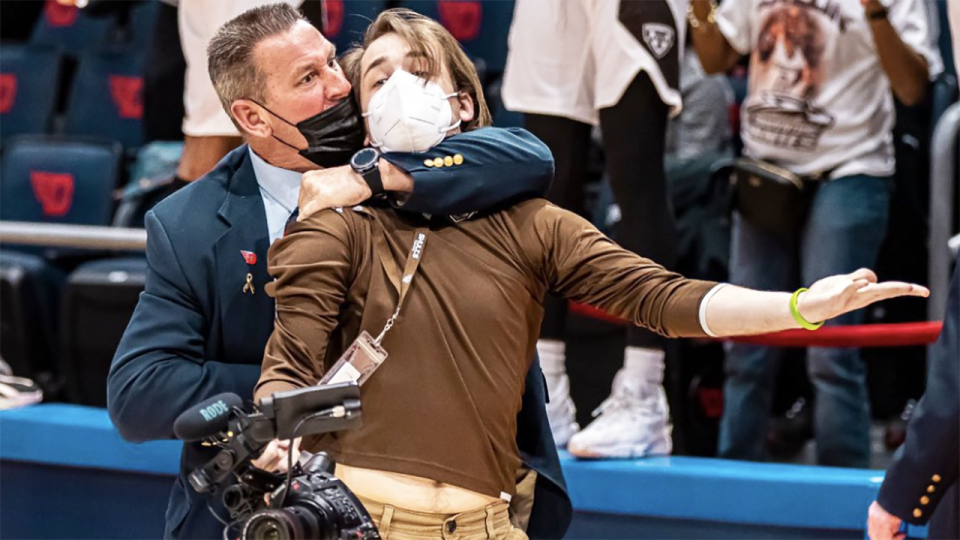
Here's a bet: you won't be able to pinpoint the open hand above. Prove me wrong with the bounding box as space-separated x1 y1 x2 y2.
798 268 929 324
867 501 905 540
298 167 372 221
250 438 302 473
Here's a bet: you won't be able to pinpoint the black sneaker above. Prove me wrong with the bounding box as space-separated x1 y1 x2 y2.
0 374 43 409
767 397 814 457
884 400 917 450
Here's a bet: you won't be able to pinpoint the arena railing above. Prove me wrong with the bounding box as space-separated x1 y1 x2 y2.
0 222 146 251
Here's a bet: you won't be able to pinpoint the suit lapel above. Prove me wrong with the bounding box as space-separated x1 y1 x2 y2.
214 151 276 365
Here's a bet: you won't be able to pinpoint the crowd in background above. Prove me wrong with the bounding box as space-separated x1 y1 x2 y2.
0 0 958 472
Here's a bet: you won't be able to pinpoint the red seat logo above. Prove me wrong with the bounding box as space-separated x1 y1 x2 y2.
0 74 16 114
438 1 482 41
30 171 75 217
698 387 724 419
321 0 344 37
44 0 78 28
109 76 143 119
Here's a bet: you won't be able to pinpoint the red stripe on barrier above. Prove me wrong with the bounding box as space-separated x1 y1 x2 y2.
568 301 944 348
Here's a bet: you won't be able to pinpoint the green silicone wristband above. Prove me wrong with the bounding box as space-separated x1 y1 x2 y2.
790 288 824 331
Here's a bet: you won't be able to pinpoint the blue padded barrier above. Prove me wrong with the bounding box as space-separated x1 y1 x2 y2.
0 405 931 539
0 404 180 475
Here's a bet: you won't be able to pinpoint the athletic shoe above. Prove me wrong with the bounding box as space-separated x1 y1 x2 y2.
0 356 12 376
0 374 43 410
544 368 580 448
567 369 672 458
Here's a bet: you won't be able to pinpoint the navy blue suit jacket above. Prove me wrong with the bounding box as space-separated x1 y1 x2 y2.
877 257 959 540
108 128 572 540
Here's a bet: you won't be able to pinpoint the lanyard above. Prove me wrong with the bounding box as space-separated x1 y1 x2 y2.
372 226 428 344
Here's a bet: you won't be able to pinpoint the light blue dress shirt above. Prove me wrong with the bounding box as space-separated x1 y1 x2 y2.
249 148 301 245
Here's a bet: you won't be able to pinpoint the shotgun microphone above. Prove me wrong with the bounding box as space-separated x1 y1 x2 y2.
173 392 244 441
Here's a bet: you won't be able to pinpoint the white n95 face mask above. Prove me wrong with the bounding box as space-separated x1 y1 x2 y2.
362 70 461 153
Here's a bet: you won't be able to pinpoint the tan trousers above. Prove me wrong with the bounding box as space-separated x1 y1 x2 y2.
356 494 529 540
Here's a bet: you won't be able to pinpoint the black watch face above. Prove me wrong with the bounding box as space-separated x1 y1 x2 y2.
352 148 378 170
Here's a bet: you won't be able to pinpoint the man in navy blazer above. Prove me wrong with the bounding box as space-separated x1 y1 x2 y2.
107 5 570 539
868 256 959 540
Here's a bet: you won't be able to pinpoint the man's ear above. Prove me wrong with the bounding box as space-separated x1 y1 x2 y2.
457 91 475 125
231 99 272 138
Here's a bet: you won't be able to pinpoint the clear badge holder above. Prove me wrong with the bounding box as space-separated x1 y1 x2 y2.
318 330 388 386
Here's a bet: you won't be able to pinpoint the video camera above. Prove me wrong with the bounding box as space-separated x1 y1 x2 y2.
173 383 380 540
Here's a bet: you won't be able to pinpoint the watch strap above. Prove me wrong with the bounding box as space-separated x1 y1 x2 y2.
363 165 385 196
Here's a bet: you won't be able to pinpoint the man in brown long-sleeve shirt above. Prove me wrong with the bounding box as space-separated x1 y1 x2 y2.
256 9 928 539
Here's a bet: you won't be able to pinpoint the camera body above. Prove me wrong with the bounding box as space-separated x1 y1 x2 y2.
174 383 380 540
241 453 379 540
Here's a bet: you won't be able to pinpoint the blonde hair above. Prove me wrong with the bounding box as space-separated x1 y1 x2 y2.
347 8 491 131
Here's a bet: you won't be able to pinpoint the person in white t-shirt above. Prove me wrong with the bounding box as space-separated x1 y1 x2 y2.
689 0 942 467
502 0 690 459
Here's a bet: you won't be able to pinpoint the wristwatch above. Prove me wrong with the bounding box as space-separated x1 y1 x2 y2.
350 147 384 196
866 7 888 20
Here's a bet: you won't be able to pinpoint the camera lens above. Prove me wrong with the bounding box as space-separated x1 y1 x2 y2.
242 510 294 540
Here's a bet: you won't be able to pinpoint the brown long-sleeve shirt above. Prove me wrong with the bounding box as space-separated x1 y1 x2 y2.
256 199 716 498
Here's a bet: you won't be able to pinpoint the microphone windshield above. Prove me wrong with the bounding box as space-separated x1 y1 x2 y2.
173 393 243 441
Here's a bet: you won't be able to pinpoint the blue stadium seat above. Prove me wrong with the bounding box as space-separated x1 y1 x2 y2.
0 136 122 228
127 1 160 52
0 45 62 144
322 0 388 52
398 0 515 75
29 0 117 56
1 135 122 391
64 50 145 150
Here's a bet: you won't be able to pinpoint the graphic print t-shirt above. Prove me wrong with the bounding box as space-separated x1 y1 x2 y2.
716 0 940 178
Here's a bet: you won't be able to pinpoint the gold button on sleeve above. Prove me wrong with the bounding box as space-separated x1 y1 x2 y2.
913 508 922 518
921 496 930 505
933 474 942 482
928 485 936 493
453 154 464 165
433 157 444 168
443 156 453 167
423 159 434 167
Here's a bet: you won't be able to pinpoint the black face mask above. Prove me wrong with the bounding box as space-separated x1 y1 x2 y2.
255 97 366 168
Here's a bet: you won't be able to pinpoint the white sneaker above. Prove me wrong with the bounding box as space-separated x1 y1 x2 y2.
544 369 580 448
567 369 672 458
0 374 43 410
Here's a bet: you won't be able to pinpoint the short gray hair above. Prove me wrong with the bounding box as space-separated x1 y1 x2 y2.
207 3 306 117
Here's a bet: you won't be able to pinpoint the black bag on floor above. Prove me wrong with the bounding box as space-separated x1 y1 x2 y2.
60 257 146 406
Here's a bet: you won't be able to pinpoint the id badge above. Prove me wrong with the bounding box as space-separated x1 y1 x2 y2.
319 331 388 386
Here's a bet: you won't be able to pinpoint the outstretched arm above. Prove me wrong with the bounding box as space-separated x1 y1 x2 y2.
535 203 928 338
702 270 928 337
297 127 553 219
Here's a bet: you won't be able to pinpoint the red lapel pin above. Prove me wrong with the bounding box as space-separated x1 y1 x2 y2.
240 251 257 265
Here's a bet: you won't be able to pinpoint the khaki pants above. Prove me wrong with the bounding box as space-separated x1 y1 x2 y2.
356 494 529 540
